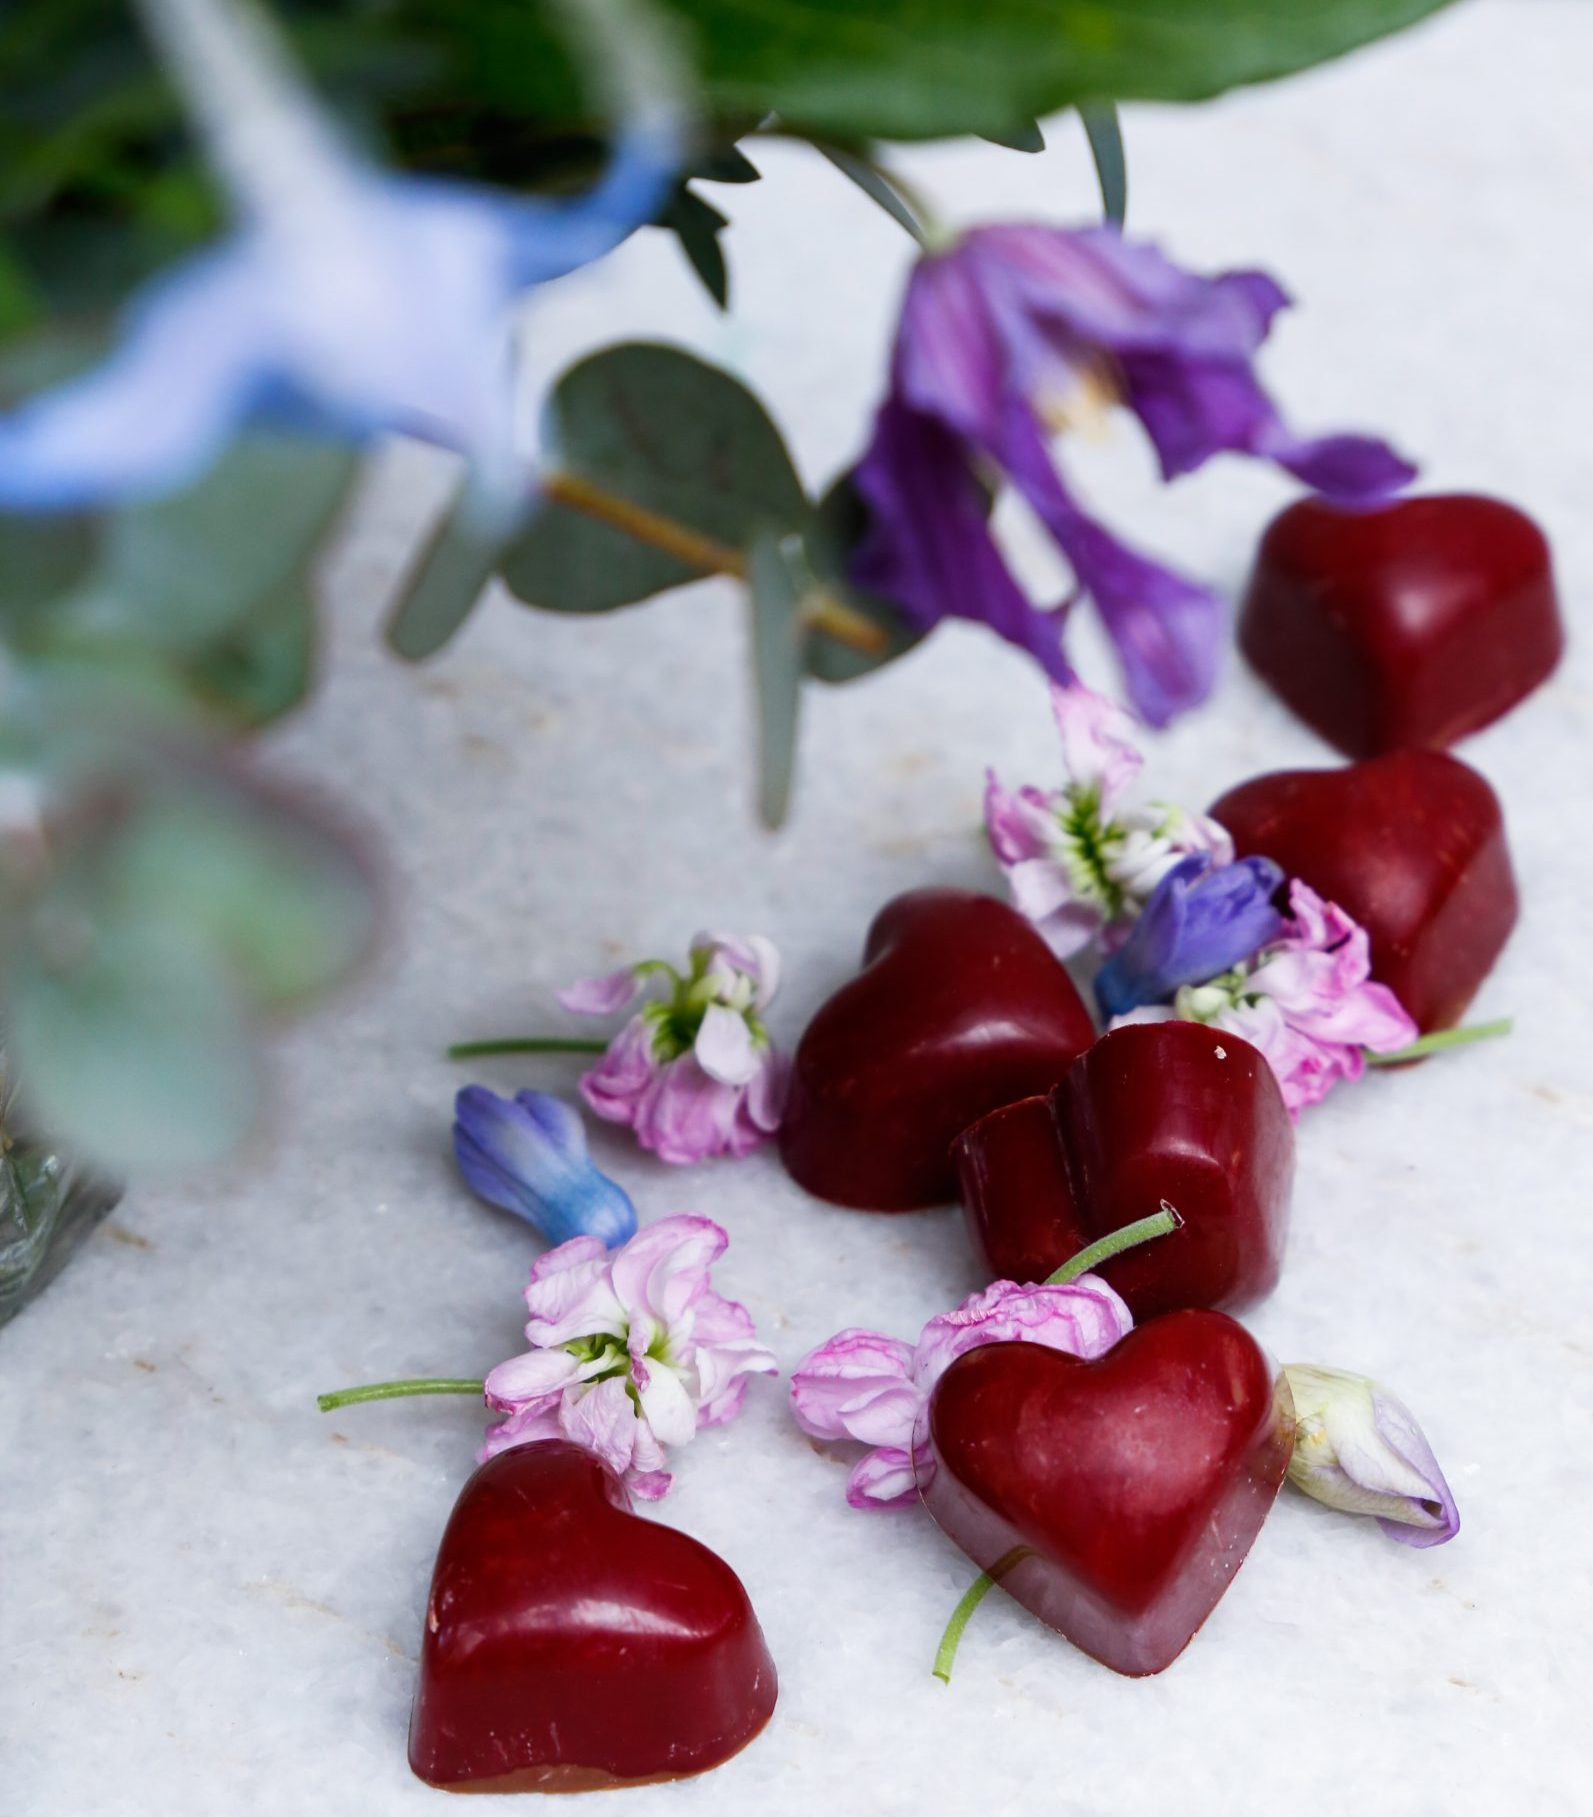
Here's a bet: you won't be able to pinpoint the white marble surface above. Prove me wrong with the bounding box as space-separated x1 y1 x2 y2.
4 4 1592 1811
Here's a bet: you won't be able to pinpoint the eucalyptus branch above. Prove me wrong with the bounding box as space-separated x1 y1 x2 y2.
540 470 886 654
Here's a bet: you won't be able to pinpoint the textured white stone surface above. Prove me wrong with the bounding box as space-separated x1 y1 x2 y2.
3 4 1591 1812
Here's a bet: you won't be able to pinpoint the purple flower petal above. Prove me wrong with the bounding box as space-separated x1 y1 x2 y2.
558 967 642 1016
1095 854 1285 1019
452 1085 638 1247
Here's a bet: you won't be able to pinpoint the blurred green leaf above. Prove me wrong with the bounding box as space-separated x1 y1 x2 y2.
108 777 375 1008
661 186 731 308
6 754 376 1173
500 342 806 614
2 434 352 729
10 915 260 1176
816 145 927 245
452 0 1459 142
982 120 1046 153
747 532 804 829
386 499 506 661
1081 103 1128 225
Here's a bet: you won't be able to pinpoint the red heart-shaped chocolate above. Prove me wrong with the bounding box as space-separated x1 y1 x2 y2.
921 1313 1294 1677
1239 493 1563 757
409 1442 777 1792
779 888 1097 1210
1210 749 1517 1032
954 1021 1293 1317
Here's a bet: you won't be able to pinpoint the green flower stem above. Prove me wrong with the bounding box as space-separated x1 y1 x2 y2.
933 1547 1031 1685
1364 1018 1513 1066
317 1378 484 1413
446 1036 610 1060
1044 1203 1183 1286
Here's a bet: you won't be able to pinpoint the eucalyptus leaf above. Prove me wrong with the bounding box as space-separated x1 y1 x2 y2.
1081 103 1128 226
386 500 507 661
3 434 352 730
747 532 804 830
106 777 375 1008
9 915 260 1176
500 343 806 615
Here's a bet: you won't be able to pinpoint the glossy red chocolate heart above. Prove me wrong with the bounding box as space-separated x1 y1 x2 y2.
1210 749 1517 1031
921 1312 1294 1677
1239 493 1562 757
779 888 1097 1210
954 1021 1292 1316
409 1442 777 1793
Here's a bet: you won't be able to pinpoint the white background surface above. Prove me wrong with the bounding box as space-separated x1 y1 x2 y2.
3 4 1591 1812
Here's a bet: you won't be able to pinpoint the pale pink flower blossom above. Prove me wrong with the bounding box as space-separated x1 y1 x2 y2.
984 681 1231 957
1114 879 1417 1116
789 1276 1133 1509
560 932 788 1163
482 1215 776 1499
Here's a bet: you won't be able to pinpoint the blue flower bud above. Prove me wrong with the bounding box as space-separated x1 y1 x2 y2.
452 1088 636 1247
1094 853 1284 1020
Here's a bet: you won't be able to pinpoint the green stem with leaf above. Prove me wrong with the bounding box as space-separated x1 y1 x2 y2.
540 471 885 654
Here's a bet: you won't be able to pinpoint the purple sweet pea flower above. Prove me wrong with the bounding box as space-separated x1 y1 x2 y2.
1115 878 1418 1115
789 1276 1133 1510
0 0 681 515
482 1215 777 1499
1283 1364 1459 1547
984 680 1233 957
560 932 789 1164
1094 852 1285 1020
853 224 1415 724
452 1086 637 1247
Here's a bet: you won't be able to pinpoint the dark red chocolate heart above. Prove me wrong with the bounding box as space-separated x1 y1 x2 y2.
954 1021 1292 1317
409 1442 777 1793
779 888 1097 1210
1210 749 1517 1031
921 1312 1293 1677
1239 493 1562 757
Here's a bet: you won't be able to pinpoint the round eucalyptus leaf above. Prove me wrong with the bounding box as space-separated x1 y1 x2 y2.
9 916 260 1176
501 342 806 615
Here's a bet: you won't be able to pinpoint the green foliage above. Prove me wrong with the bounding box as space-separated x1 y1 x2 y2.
500 342 806 614
1 432 353 730
6 757 375 1174
1081 104 1128 225
746 532 805 829
1 0 1455 350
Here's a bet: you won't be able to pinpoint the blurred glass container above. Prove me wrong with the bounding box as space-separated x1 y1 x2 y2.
2 1111 120 1333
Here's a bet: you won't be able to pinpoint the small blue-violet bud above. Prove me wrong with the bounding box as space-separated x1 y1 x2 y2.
1095 853 1285 1020
453 1087 637 1247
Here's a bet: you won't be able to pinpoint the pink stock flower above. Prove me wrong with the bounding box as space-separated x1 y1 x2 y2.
560 932 789 1164
482 1215 776 1498
984 682 1231 958
789 1276 1133 1509
1114 879 1418 1116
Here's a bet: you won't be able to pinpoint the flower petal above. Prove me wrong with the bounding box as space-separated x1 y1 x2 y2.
694 1003 760 1086
558 967 643 1016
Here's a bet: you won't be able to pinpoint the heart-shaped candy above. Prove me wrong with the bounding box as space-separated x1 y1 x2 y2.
1210 749 1517 1031
1240 493 1563 756
921 1312 1294 1677
954 1021 1292 1317
779 888 1097 1210
409 1442 777 1792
